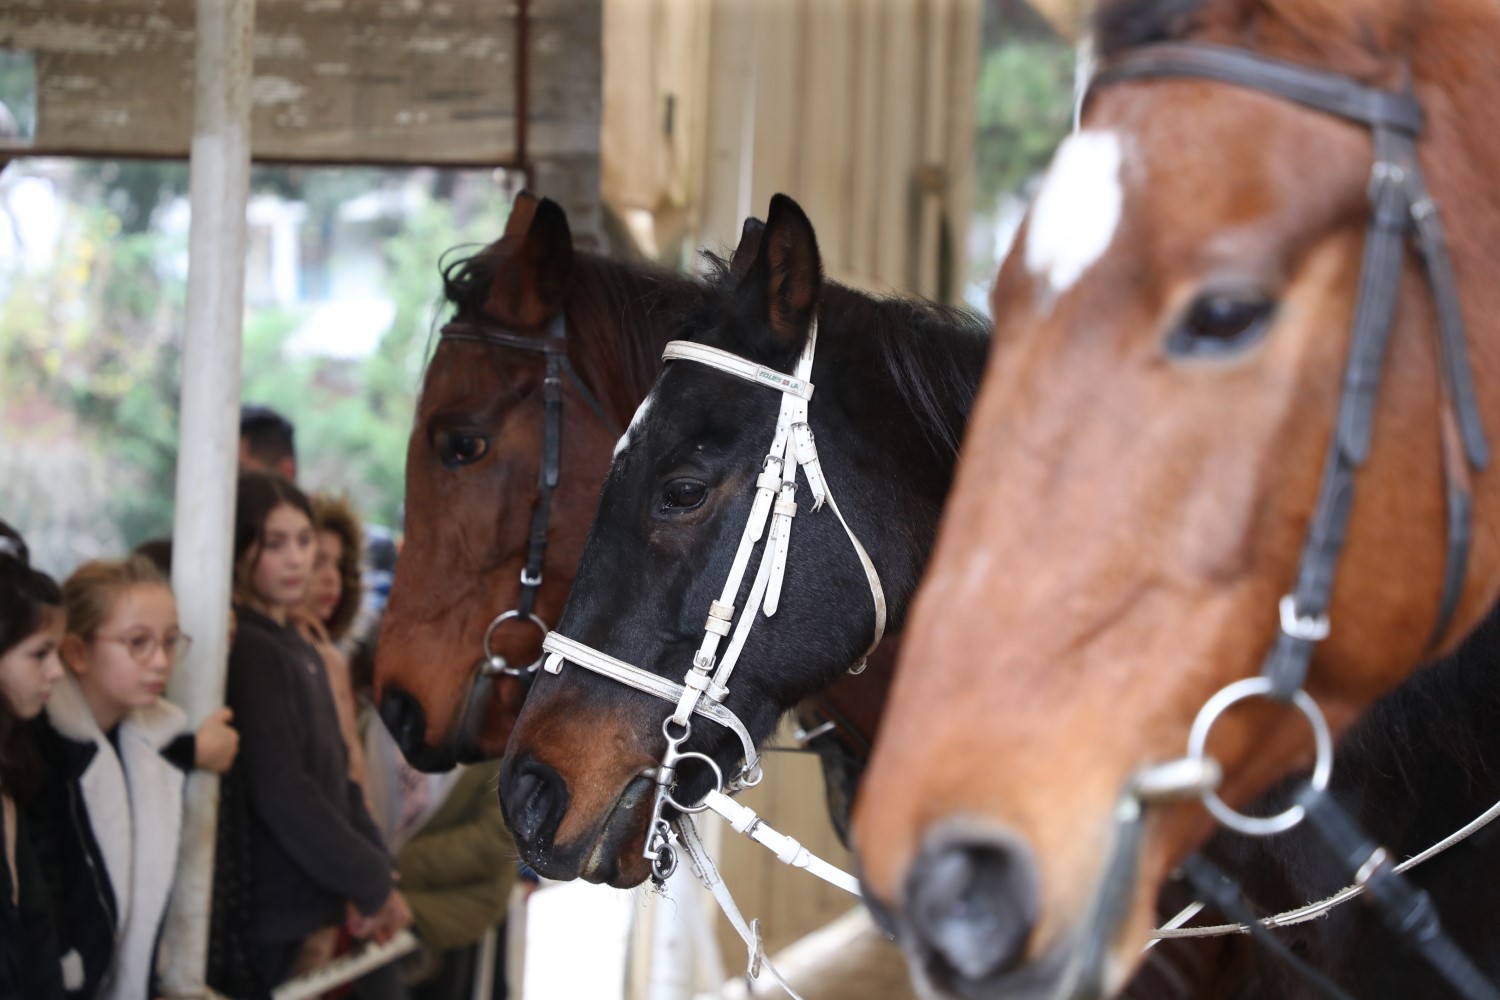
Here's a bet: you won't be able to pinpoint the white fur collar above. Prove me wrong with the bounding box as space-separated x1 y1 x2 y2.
46 674 187 1000
45 672 186 749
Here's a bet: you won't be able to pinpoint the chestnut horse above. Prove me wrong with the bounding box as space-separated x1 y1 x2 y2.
375 193 707 769
854 1 1500 997
498 194 989 887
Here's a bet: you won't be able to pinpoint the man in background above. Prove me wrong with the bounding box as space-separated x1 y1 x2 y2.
240 404 297 481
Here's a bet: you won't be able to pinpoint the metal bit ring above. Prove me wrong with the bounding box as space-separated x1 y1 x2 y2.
481 610 550 677
1187 676 1333 837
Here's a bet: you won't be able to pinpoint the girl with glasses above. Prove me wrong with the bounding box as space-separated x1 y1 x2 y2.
28 555 239 1000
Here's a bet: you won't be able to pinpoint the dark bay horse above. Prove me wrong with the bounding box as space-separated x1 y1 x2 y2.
375 193 707 769
853 0 1500 996
1189 607 1500 1000
497 194 990 887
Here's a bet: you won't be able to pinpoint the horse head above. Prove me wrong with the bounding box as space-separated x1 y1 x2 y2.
499 194 988 885
853 1 1500 996
376 192 693 770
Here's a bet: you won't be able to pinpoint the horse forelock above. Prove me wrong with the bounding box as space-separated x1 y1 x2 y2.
434 237 702 429
682 266 991 466
565 252 701 426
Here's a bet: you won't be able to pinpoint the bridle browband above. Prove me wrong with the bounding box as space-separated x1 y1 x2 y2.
438 312 621 679
1061 42 1499 1000
537 319 885 997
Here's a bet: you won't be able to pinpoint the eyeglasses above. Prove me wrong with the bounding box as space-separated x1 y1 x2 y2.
95 630 194 665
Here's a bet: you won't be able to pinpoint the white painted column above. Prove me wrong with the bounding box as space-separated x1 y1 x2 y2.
159 0 255 994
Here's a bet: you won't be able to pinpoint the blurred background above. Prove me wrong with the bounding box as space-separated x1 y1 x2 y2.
0 0 1074 587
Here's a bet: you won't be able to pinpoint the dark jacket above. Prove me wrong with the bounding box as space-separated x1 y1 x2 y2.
0 800 64 1000
393 763 514 953
227 606 392 945
27 674 192 1000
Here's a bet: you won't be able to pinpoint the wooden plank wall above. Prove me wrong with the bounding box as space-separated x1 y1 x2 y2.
603 0 982 303
0 0 603 239
602 0 981 968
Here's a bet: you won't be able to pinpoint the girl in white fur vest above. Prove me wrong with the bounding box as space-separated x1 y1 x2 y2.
28 556 239 1000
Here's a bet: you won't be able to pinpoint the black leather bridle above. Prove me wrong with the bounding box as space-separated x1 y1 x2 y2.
1062 42 1498 1000
438 312 621 678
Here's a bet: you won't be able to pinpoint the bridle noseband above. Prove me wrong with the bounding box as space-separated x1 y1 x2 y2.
1060 42 1498 1000
438 312 620 679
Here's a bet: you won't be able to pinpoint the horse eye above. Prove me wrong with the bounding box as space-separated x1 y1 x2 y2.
662 478 708 511
1167 292 1275 358
436 431 490 468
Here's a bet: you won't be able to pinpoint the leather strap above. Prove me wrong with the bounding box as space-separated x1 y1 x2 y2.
1094 42 1489 696
1091 43 1422 131
540 633 760 771
1296 787 1500 1000
662 341 815 399
439 312 623 674
700 790 861 894
1179 854 1358 1000
675 817 808 1000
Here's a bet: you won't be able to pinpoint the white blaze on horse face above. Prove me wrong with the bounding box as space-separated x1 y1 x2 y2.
613 393 654 459
1024 130 1124 301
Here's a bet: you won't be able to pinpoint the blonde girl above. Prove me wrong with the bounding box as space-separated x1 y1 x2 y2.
29 555 237 1000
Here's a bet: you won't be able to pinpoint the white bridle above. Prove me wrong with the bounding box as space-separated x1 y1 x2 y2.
538 321 885 996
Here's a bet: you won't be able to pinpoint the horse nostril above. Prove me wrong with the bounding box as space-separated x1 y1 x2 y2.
379 686 427 756
906 835 1039 986
502 758 570 850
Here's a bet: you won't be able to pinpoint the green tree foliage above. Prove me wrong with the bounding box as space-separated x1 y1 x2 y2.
973 38 1075 212
0 202 184 547
0 160 507 565
240 182 508 530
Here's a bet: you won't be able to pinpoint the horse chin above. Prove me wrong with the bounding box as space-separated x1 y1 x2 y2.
577 772 657 887
903 939 1073 1000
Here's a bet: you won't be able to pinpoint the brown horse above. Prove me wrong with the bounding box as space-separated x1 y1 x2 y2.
375 193 704 769
853 1 1500 997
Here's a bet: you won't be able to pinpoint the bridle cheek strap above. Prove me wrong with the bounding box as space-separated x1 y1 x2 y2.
440 313 622 679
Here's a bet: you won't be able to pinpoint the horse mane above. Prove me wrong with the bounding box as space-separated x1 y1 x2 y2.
1093 0 1411 80
697 254 991 459
1339 601 1500 799
441 243 699 426
834 286 990 459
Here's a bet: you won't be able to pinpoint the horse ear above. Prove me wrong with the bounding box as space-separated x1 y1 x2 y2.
738 194 822 353
486 197 575 328
505 190 540 239
728 217 765 278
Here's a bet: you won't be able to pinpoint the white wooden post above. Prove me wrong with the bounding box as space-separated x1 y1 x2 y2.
159 0 255 994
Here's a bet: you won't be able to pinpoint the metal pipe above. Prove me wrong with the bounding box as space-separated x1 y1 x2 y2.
158 0 255 993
